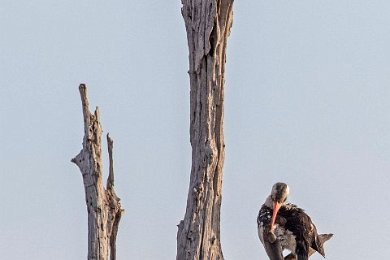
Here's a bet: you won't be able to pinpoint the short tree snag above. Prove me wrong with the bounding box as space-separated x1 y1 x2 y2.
71 84 123 260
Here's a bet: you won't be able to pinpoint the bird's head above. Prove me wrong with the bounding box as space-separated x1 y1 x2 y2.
267 182 289 231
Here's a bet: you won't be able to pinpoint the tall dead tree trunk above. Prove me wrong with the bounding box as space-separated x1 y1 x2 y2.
176 1 233 260
71 84 123 260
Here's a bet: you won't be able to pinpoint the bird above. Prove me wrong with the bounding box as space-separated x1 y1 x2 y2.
257 182 333 260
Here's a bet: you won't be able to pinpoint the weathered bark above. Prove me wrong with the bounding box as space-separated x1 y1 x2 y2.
71 84 123 260
176 1 233 260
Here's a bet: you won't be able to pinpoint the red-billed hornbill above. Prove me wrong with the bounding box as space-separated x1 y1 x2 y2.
257 182 333 260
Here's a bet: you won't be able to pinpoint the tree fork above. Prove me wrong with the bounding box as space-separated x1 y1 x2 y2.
177 1 233 260
71 84 123 260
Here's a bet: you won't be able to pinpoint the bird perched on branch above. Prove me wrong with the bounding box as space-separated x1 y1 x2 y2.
257 182 333 260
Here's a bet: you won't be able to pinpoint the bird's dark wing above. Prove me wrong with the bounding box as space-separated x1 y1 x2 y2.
280 204 333 258
278 205 312 259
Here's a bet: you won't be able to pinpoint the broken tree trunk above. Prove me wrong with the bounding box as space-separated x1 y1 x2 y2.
71 84 123 260
176 1 233 260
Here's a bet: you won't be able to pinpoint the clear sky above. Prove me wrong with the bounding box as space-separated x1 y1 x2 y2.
1 1 390 259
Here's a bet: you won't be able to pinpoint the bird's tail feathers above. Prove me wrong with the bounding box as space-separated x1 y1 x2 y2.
314 233 334 257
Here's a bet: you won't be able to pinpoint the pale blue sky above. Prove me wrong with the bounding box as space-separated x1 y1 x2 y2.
1 1 390 259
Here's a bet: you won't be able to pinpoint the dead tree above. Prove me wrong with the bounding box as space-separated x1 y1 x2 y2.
176 1 233 260
71 84 123 260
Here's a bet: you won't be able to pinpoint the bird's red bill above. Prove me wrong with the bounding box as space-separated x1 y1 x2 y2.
270 202 281 231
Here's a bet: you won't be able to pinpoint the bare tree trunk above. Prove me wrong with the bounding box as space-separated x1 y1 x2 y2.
176 1 233 260
71 84 123 260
